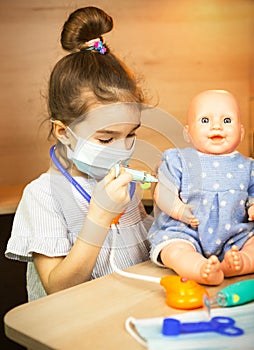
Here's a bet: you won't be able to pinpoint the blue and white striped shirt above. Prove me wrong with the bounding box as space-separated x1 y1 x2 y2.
5 173 152 301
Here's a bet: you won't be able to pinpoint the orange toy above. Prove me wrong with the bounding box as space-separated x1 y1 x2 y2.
111 211 125 226
160 275 209 310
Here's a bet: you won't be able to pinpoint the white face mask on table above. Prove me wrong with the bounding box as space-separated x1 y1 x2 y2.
125 303 253 350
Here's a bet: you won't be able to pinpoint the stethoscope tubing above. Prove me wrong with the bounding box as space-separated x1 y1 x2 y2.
50 145 136 203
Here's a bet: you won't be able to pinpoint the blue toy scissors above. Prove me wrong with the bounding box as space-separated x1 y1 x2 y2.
162 316 244 337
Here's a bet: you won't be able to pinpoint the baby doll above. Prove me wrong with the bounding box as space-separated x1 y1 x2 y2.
149 89 254 285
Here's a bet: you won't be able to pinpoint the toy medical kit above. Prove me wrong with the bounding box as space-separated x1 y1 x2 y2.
160 276 208 309
110 245 208 310
162 316 244 337
114 163 158 183
204 279 254 314
125 303 253 349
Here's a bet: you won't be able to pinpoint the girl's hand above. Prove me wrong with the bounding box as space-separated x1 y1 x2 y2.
179 204 200 227
248 204 254 221
88 166 133 226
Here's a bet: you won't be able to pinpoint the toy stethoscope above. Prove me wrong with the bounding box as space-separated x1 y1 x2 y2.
49 144 136 205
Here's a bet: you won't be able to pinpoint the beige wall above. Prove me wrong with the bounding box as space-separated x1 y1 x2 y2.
0 0 253 186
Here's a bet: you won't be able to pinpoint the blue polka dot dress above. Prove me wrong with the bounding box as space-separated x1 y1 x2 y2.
149 148 254 264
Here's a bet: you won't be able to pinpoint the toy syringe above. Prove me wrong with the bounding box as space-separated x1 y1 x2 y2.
204 279 254 314
114 163 158 183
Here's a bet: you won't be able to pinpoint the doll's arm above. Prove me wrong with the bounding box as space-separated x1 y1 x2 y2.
154 182 199 227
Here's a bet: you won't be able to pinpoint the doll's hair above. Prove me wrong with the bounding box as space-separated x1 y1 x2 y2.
48 6 146 127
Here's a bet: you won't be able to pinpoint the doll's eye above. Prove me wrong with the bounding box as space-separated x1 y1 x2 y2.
224 117 232 124
201 117 209 123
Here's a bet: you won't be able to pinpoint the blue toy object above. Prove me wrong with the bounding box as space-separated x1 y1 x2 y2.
162 316 244 337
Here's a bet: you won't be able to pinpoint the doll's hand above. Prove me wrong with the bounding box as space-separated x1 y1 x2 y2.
248 204 254 221
88 166 133 226
179 204 200 227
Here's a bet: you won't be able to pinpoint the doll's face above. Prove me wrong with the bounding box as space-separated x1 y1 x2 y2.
185 90 244 155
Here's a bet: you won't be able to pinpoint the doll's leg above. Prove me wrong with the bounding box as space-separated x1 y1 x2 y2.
221 236 254 277
160 241 224 285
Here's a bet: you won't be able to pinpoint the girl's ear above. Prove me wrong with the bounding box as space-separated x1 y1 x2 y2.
183 125 191 143
52 120 71 145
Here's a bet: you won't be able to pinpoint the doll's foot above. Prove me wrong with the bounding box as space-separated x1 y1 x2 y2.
221 245 252 277
199 255 224 285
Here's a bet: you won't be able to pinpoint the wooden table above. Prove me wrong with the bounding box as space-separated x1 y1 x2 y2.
0 184 153 215
4 261 254 350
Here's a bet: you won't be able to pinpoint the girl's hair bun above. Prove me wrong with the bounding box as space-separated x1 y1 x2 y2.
61 6 113 52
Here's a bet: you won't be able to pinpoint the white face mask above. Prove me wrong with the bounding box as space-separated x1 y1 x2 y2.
66 128 136 180
126 303 252 350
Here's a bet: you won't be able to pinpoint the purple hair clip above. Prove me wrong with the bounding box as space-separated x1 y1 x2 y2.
85 38 107 54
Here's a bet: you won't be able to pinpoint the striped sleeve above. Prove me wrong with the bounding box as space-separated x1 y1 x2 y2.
5 177 72 262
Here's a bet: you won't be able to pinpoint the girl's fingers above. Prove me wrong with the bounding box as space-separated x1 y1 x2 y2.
103 166 116 184
104 165 132 187
114 168 133 187
103 164 122 185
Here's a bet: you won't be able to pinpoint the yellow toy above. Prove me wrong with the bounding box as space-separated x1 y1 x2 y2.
160 275 209 309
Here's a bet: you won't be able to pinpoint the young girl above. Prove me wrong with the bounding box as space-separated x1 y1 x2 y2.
5 6 152 301
149 89 254 285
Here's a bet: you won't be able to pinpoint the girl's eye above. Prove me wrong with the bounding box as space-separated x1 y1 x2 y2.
98 132 136 145
127 133 136 138
201 117 209 123
98 138 113 144
224 117 232 124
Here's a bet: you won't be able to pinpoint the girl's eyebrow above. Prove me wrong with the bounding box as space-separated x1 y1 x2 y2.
95 123 141 135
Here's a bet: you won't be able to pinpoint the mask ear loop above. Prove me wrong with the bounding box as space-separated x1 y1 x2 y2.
125 317 147 347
